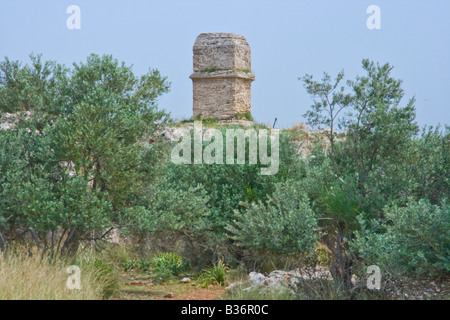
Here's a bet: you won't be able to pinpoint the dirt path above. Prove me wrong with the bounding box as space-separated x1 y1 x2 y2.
164 287 226 300
116 272 226 300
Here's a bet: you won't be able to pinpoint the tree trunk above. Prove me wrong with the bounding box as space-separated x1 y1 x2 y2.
0 231 5 251
61 228 81 257
325 228 354 294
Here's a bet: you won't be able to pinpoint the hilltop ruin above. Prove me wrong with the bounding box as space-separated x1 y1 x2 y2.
190 33 255 121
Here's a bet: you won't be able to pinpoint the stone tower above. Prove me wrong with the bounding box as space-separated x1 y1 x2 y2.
190 33 255 120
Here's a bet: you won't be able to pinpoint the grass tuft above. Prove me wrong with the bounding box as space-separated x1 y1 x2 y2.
0 249 119 300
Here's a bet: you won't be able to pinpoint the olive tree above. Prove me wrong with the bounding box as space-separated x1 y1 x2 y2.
0 54 171 256
301 60 419 288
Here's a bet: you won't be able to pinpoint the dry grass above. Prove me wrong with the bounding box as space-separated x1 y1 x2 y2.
0 249 111 300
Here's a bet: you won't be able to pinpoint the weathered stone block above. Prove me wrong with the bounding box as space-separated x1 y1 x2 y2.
193 33 251 72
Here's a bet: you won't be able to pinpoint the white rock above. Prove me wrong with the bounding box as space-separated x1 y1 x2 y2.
180 277 191 283
248 271 266 285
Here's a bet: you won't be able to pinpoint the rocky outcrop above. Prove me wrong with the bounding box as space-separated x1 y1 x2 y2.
242 267 333 293
0 111 33 130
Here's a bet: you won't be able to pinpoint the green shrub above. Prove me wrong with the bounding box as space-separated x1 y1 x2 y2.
138 259 152 272
122 259 139 272
197 259 230 287
0 53 171 257
151 252 190 282
119 257 153 272
152 264 177 283
227 180 319 257
353 199 450 277
153 129 302 266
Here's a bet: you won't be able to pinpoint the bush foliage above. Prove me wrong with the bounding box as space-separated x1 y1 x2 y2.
0 54 448 298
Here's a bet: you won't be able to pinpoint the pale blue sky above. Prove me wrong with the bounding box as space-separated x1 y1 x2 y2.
0 0 449 128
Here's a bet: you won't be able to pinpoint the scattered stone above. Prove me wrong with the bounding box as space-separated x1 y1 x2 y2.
180 277 191 283
164 292 174 298
243 267 334 294
242 267 449 300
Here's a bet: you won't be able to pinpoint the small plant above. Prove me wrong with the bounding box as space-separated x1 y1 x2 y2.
314 243 333 267
236 68 252 73
121 258 153 272
192 115 219 127
235 111 253 121
202 67 223 73
122 259 139 272
151 252 190 282
197 259 230 287
152 264 176 284
138 259 152 272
